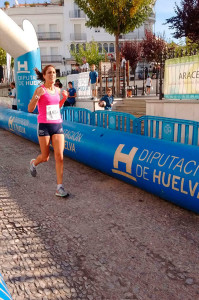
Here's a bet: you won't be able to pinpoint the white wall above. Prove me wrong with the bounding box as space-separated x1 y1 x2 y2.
146 100 199 122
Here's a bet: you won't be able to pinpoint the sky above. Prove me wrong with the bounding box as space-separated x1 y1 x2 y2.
154 0 183 43
1 0 182 43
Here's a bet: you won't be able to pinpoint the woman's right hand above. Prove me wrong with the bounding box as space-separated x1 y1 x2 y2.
36 87 45 98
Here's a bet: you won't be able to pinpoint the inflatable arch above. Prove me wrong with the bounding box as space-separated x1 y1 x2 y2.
0 9 41 112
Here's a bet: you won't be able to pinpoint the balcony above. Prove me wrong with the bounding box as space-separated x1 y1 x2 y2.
70 33 87 41
69 10 86 18
41 55 63 63
37 32 61 41
119 33 138 40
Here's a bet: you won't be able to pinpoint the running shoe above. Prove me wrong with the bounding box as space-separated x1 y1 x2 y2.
30 159 37 177
55 186 69 198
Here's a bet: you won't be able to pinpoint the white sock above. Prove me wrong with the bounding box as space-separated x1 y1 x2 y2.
57 184 63 190
32 162 36 168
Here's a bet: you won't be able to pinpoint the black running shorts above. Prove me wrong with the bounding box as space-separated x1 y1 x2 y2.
38 123 64 137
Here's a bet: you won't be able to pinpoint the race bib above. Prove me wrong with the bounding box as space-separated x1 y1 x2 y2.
46 105 60 121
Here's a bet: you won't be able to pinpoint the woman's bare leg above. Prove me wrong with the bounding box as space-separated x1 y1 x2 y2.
51 134 64 185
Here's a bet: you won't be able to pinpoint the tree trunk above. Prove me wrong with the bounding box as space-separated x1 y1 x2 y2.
115 33 120 97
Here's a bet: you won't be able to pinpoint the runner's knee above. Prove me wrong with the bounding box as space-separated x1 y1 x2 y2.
54 153 63 163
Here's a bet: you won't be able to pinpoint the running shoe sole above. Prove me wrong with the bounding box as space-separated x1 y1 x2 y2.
55 191 70 197
30 159 37 177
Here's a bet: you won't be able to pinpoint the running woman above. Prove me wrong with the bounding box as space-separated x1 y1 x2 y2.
28 65 69 197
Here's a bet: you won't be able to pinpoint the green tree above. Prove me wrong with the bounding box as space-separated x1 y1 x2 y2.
74 0 155 95
70 41 105 66
0 48 6 66
167 38 199 58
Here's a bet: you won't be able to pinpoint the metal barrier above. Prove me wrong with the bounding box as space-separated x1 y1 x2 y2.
134 116 199 146
61 108 199 146
91 110 137 133
61 107 137 133
61 107 92 125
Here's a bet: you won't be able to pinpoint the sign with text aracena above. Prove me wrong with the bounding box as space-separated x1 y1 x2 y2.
164 54 199 100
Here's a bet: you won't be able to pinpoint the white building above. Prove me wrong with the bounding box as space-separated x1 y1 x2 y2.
4 0 155 76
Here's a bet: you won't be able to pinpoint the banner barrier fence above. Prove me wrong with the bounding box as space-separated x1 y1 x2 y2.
1 106 199 214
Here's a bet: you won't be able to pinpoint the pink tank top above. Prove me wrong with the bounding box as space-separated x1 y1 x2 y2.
37 85 62 124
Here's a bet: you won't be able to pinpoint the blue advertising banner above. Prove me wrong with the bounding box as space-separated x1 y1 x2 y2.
1 106 199 214
0 273 13 300
14 48 41 112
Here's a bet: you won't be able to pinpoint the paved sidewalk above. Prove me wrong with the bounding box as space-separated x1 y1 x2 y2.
0 128 199 300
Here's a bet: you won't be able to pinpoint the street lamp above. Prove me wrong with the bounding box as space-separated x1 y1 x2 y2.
159 51 166 100
141 55 145 95
62 57 66 76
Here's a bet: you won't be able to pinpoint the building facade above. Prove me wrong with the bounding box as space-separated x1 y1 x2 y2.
4 0 155 76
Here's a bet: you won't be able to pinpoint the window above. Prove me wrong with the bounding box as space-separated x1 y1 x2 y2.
103 43 108 53
50 47 58 55
74 24 81 40
109 43 114 53
98 43 102 53
70 44 75 52
40 47 47 55
76 44 79 53
49 24 57 32
38 24 45 32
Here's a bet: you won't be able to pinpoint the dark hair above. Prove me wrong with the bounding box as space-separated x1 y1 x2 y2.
107 87 112 92
55 79 63 88
68 81 73 86
34 65 56 81
11 82 15 87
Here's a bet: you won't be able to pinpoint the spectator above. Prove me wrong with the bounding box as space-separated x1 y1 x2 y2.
81 58 89 72
72 64 80 74
54 79 63 89
145 75 153 95
64 81 76 107
88 64 98 100
9 82 17 110
98 87 114 111
121 55 126 68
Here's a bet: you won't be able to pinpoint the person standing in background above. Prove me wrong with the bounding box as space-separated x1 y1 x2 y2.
88 64 98 100
145 75 153 95
9 82 17 110
81 58 89 72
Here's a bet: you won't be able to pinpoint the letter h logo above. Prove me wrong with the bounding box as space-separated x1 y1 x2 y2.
17 61 29 73
112 144 138 182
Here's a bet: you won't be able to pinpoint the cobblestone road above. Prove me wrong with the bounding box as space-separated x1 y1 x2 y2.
0 128 199 300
